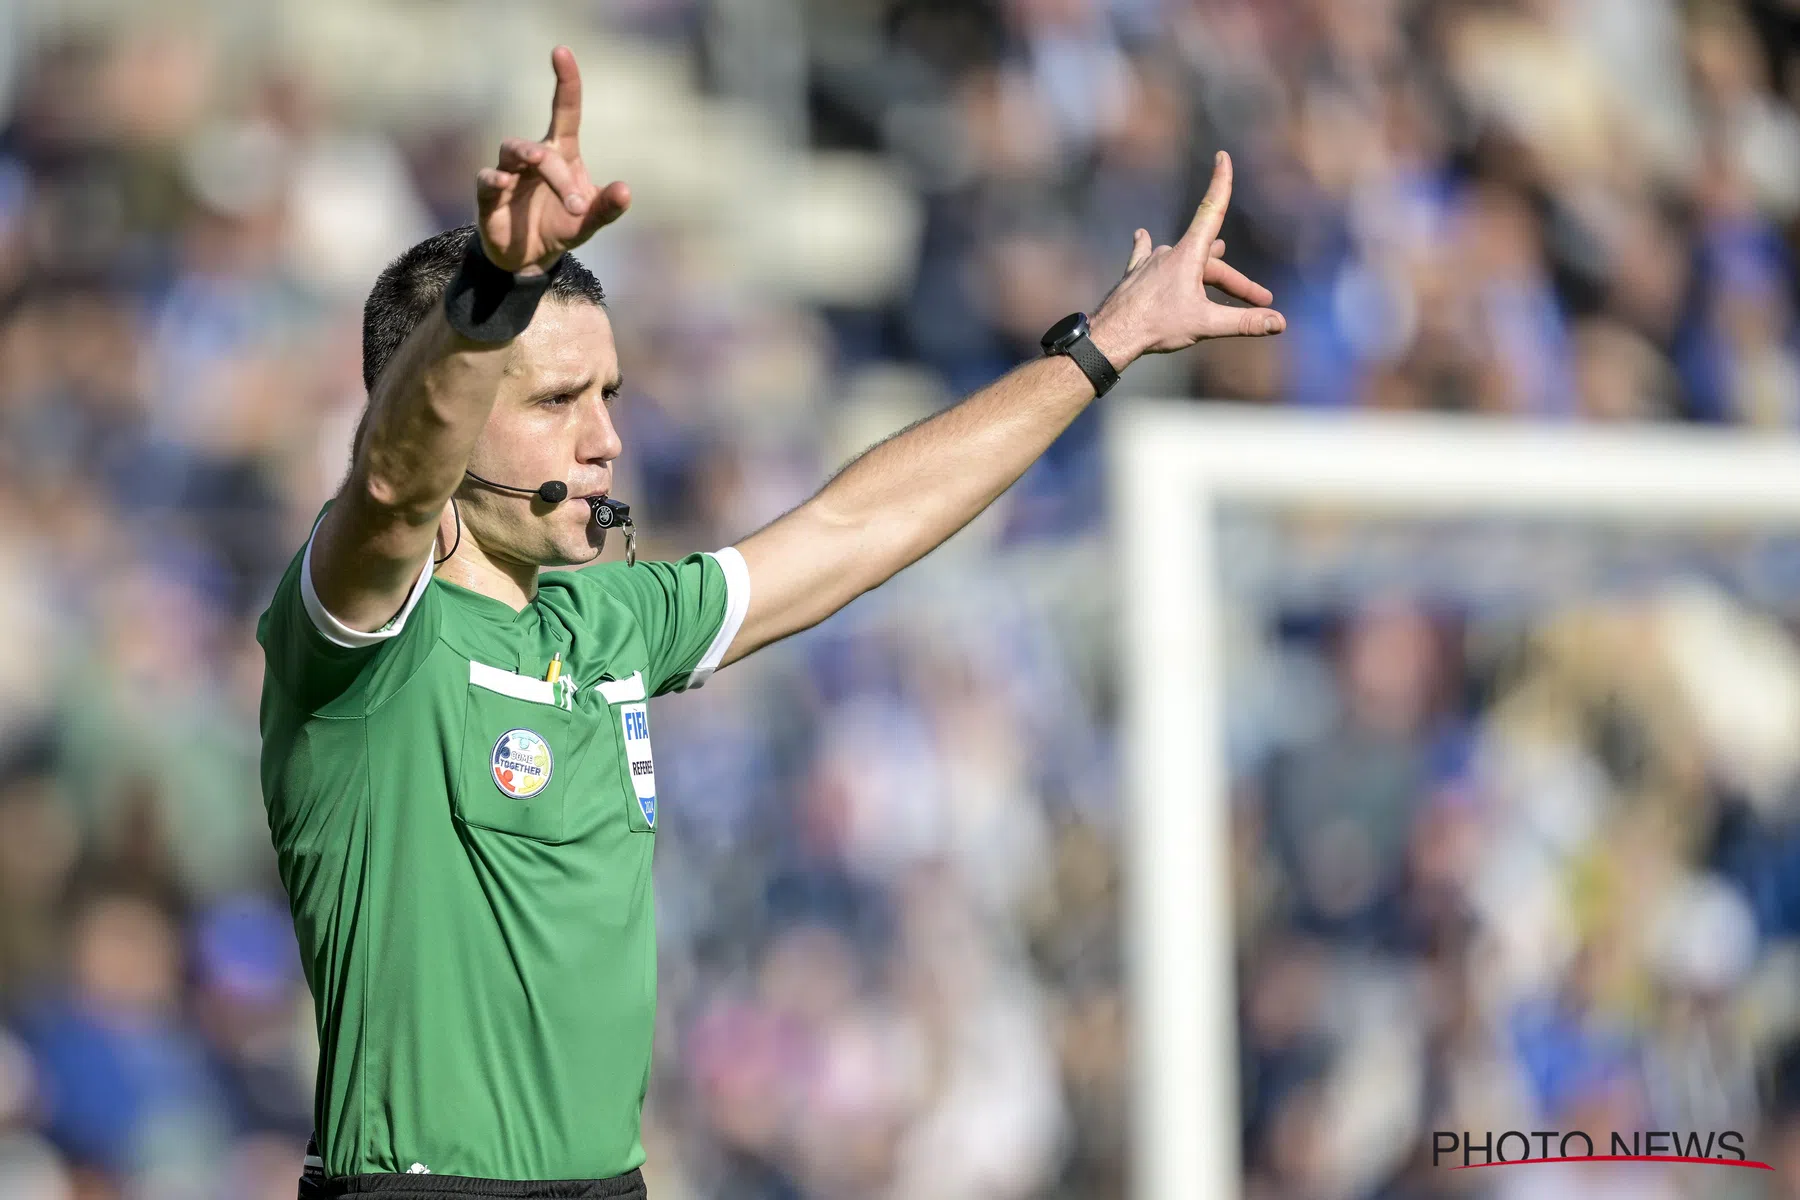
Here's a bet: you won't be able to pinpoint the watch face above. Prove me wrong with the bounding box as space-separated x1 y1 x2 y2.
1042 312 1088 355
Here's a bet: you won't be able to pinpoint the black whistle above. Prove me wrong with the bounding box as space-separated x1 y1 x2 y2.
588 496 630 528
588 496 637 566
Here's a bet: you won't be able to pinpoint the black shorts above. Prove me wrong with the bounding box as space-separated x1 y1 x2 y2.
299 1139 648 1200
299 1168 647 1199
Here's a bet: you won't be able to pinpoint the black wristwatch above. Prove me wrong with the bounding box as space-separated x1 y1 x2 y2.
1041 312 1121 398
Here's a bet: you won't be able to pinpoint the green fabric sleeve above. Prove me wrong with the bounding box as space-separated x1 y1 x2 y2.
585 550 740 697
255 507 441 716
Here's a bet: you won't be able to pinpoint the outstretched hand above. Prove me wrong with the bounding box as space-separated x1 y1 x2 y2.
1089 151 1284 364
476 46 632 275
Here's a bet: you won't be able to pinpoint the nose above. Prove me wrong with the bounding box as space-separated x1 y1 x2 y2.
576 392 623 474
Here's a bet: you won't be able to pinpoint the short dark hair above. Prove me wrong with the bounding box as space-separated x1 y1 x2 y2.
360 224 607 394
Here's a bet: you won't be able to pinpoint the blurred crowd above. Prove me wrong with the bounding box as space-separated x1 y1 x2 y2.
1220 516 1800 1200
5 0 1800 1197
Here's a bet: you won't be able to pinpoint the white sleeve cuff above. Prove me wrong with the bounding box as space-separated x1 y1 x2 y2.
300 522 434 649
685 546 751 690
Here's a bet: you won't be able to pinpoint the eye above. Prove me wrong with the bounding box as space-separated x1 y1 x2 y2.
542 391 577 407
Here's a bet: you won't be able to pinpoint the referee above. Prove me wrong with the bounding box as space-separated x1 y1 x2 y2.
260 46 1282 1200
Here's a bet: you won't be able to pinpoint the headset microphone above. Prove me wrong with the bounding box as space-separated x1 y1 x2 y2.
465 470 567 504
459 470 636 566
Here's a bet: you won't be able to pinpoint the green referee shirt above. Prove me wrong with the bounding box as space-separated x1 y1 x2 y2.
256 507 750 1180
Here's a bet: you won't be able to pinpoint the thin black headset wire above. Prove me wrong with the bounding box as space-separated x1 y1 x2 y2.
435 498 463 566
464 469 542 498
446 470 569 564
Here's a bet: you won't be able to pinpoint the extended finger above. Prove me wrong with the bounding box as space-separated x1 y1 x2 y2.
1126 228 1153 273
1233 307 1286 337
578 180 633 232
498 137 547 173
1184 150 1234 247
532 149 588 213
476 168 518 199
1204 257 1274 307
499 137 588 213
546 46 583 145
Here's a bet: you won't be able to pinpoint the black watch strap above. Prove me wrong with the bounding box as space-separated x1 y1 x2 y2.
443 235 567 343
1065 333 1120 398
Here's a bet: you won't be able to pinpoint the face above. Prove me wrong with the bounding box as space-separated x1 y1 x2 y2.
459 300 624 568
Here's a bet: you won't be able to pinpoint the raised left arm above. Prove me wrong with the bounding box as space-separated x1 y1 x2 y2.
721 151 1283 668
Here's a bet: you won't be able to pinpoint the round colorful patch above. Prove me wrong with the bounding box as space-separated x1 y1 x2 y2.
490 728 553 799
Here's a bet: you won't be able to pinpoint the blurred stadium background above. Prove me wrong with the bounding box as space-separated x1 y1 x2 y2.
8 0 1800 1198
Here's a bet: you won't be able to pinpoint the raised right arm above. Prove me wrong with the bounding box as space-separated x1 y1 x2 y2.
309 46 630 634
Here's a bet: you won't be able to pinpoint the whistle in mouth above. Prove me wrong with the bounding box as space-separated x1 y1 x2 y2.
588 496 637 566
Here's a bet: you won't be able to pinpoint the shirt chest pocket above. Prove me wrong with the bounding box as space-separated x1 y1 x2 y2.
455 661 591 842
597 671 657 833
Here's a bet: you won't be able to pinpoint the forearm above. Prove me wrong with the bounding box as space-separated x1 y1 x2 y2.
813 350 1106 583
357 311 508 524
726 347 1122 663
311 310 509 623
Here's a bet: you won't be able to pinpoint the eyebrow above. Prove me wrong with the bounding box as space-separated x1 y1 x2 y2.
530 374 623 402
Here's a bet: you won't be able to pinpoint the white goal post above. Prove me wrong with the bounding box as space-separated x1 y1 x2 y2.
1108 402 1800 1200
